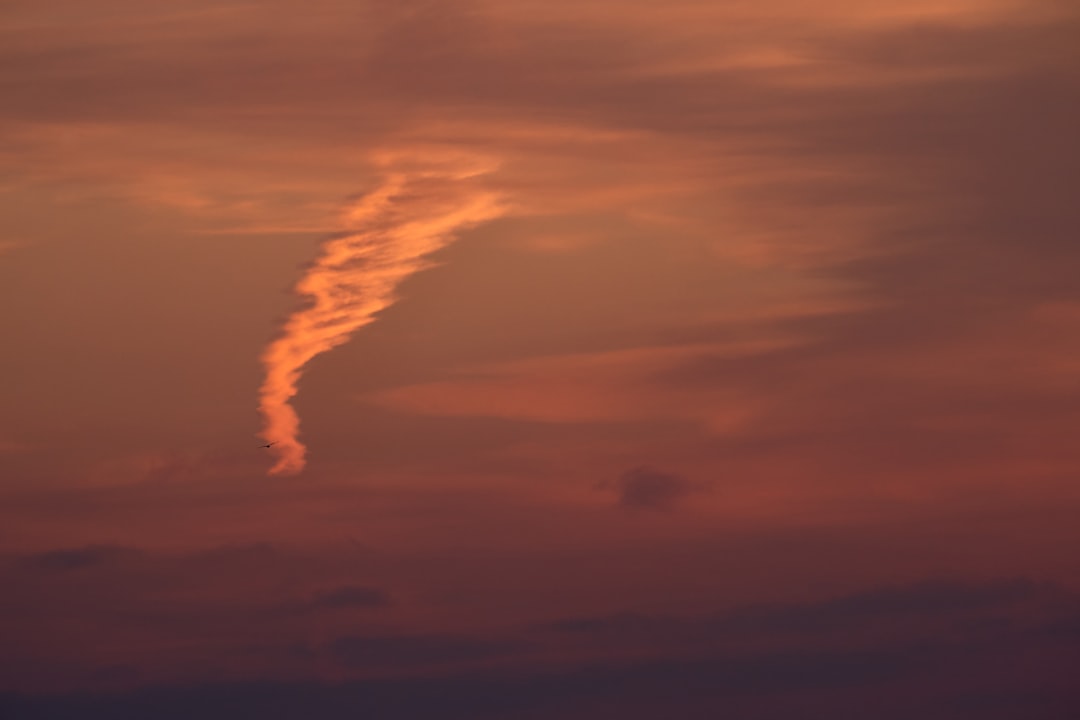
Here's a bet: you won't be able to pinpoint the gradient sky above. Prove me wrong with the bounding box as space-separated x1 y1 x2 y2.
2 1 1079 717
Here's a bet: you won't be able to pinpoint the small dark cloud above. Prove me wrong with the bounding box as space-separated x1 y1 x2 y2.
538 577 1069 646
605 466 698 510
725 578 1054 634
18 545 129 572
330 633 525 669
183 542 283 567
540 612 663 635
309 585 390 610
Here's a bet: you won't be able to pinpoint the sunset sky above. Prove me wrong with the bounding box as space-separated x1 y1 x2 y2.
2 0 1079 717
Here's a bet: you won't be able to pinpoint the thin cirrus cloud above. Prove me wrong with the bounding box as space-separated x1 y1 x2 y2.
258 150 505 474
367 340 797 431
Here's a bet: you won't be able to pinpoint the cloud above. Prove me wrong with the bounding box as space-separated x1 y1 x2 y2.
540 577 1068 640
5 578 1078 718
0 240 26 256
17 545 131 572
727 578 1055 632
0 541 395 689
603 466 699 510
329 633 525 670
3 1 1080 713
307 585 390 610
367 339 798 431
258 150 506 474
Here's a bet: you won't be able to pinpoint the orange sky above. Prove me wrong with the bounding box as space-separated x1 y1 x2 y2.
1 0 1079 715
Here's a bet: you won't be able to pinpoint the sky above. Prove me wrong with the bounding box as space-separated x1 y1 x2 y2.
1 0 1079 717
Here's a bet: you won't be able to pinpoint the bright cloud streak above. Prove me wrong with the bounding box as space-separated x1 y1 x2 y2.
258 151 505 474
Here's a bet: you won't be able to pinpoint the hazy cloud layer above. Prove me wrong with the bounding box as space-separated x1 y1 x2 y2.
2 0 1079 713
4 577 1077 718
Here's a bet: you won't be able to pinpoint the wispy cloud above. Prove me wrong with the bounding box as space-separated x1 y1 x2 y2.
259 150 506 474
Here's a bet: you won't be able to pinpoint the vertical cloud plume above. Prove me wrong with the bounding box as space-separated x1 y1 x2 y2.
258 151 505 475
